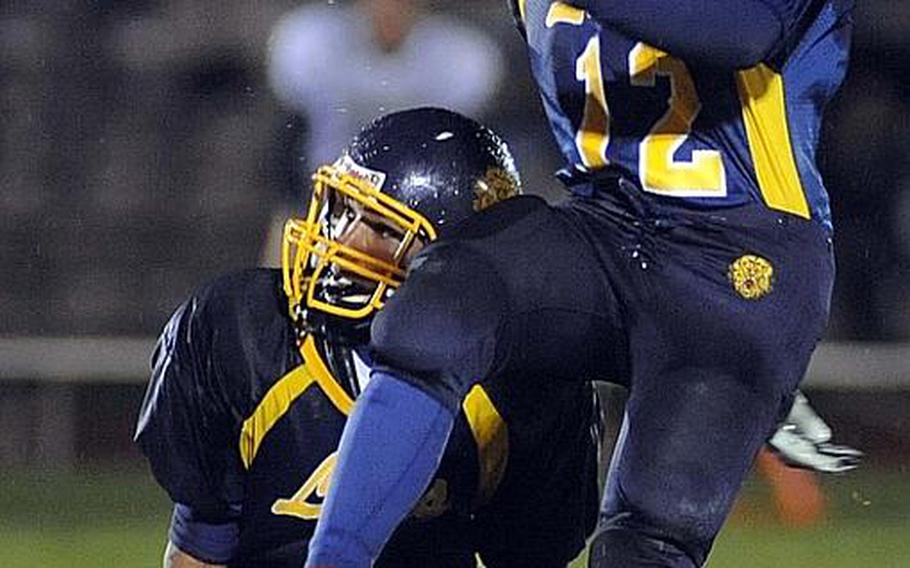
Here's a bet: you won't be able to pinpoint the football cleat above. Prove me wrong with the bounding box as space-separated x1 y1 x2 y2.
768 391 863 473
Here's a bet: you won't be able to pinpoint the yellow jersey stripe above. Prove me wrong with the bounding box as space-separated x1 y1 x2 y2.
239 363 317 470
546 2 585 28
238 336 354 470
737 64 811 219
301 335 355 415
462 385 509 506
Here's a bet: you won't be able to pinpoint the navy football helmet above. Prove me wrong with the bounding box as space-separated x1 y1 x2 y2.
282 107 522 323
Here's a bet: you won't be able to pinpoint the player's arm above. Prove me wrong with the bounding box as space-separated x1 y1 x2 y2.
307 369 455 568
307 241 502 568
567 0 811 68
135 296 244 565
767 390 863 473
162 503 240 568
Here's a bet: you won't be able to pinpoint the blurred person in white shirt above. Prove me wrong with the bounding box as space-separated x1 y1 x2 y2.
269 0 502 165
260 0 503 265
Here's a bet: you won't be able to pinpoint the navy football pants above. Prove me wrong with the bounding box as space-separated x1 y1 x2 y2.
372 185 834 567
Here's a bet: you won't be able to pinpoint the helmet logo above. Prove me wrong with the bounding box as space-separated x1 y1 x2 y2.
473 167 520 212
334 154 387 190
728 254 774 300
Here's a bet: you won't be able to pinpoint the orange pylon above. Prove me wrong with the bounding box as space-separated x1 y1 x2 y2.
756 448 827 526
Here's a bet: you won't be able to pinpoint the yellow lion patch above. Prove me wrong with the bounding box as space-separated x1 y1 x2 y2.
728 254 774 300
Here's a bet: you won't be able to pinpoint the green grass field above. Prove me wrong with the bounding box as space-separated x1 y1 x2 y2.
1 468 907 567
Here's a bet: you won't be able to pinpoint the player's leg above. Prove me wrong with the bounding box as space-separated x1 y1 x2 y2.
372 195 628 399
590 365 786 567
588 206 835 568
307 196 623 567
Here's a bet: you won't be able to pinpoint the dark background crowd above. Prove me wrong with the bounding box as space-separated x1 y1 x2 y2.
1 0 907 342
0 7 907 565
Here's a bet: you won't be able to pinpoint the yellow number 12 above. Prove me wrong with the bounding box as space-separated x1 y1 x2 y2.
548 2 726 196
628 43 726 196
575 35 610 169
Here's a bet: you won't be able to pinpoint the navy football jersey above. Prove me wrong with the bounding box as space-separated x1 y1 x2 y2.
516 0 852 228
135 269 599 566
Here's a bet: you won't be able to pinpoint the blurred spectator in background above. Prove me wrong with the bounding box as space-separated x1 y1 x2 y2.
0 0 906 342
821 40 910 341
260 0 503 264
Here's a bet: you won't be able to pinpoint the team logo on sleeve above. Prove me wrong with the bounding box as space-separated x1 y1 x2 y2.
728 254 774 300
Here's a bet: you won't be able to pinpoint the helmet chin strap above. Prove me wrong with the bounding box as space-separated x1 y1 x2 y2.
293 267 374 347
295 306 371 347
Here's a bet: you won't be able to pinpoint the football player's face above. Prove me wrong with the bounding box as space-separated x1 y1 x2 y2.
335 198 424 268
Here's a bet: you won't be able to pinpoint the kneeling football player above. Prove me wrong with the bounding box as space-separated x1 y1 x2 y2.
135 107 602 568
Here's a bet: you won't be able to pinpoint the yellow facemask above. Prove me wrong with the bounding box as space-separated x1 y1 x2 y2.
282 164 437 321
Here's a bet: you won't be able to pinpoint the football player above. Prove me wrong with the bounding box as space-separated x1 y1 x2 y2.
306 2 859 567
135 108 601 567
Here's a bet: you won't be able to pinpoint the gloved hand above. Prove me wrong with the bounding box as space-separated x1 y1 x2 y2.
767 391 863 473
